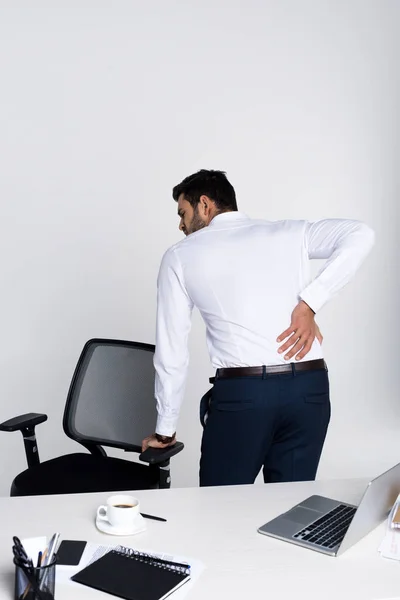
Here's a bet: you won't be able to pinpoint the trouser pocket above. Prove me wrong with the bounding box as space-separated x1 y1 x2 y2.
200 388 213 428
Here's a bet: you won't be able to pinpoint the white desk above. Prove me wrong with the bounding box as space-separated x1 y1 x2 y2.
1 479 399 600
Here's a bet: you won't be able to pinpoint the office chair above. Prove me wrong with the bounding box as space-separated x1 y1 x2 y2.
0 338 183 496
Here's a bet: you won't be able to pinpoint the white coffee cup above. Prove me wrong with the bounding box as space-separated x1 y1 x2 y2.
97 494 140 529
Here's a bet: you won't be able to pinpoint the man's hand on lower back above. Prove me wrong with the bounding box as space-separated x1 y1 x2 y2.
141 434 176 453
276 300 322 361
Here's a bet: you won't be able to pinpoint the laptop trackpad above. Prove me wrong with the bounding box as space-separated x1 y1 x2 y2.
284 506 321 525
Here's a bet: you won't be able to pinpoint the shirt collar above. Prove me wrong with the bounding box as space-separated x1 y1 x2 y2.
208 211 250 228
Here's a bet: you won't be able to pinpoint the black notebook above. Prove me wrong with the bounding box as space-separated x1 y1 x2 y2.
71 545 191 600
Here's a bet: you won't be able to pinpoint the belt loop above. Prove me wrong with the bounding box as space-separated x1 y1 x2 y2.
262 365 266 379
291 362 296 377
215 368 220 380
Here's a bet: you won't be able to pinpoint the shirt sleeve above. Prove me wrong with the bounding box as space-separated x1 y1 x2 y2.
153 248 194 436
300 219 375 313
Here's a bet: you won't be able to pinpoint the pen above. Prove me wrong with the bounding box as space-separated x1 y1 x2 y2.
36 551 42 568
42 532 60 566
39 548 48 571
140 512 167 522
148 556 190 570
39 532 60 589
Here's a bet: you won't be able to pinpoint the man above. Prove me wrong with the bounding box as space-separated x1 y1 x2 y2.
142 169 374 486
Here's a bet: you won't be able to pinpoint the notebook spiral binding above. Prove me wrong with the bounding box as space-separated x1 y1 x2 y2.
114 546 190 575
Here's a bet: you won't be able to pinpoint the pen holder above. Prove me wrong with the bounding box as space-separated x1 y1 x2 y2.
14 557 56 600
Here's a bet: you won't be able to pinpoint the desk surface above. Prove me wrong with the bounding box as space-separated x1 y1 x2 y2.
1 479 399 600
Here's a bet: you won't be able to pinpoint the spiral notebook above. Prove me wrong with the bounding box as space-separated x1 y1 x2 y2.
71 545 191 600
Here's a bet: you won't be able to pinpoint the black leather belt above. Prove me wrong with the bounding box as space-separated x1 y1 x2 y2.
209 359 326 383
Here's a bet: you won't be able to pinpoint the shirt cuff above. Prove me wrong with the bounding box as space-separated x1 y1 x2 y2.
300 278 331 314
156 413 178 437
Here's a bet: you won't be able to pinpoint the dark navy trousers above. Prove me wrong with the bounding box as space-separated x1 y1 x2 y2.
199 365 330 487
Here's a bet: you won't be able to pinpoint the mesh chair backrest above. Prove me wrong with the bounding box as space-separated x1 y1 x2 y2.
63 339 157 451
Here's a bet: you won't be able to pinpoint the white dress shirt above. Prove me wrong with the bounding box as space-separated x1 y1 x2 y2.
154 212 375 435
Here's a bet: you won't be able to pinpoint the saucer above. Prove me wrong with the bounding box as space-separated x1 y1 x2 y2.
95 513 147 536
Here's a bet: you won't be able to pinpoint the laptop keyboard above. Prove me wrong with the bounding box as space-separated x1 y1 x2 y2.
293 504 356 549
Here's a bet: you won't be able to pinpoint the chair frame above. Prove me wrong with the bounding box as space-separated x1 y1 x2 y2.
0 338 184 491
64 338 156 457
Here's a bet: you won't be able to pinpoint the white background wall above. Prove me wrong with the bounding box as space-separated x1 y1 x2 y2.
0 0 399 495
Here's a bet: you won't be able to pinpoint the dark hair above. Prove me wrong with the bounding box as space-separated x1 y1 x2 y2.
172 169 238 212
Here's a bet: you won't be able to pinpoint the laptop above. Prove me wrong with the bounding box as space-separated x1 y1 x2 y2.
258 461 400 556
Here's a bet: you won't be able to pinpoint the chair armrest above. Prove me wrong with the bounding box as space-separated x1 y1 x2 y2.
0 413 48 432
0 413 48 468
139 441 184 465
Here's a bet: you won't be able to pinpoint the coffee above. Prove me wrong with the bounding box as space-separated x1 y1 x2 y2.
97 494 140 529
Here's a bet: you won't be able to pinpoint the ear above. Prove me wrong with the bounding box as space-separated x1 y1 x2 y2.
198 195 213 216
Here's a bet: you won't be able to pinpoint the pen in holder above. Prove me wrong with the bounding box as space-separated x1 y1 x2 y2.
389 492 400 530
14 556 56 600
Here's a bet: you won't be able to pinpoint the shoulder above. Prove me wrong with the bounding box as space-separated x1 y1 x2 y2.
162 228 209 259
159 236 195 272
159 244 180 270
248 217 308 232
